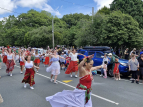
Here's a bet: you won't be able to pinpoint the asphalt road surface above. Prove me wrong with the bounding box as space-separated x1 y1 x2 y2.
0 62 143 107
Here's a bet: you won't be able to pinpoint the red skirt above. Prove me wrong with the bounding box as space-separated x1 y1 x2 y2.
6 60 15 73
3 56 7 63
113 63 120 74
34 59 40 64
44 57 49 65
20 61 25 66
22 68 35 86
65 61 78 74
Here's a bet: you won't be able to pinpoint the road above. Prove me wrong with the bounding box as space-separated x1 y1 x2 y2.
0 62 143 107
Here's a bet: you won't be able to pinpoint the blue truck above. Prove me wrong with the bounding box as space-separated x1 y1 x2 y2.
77 46 129 77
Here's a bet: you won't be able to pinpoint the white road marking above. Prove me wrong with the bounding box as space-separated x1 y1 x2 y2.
15 65 119 105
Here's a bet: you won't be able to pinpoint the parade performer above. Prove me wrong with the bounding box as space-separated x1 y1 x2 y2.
65 49 85 78
0 50 2 69
21 53 39 90
15 48 19 62
19 51 25 74
3 48 7 65
46 55 102 107
46 50 65 84
6 48 15 76
43 50 50 66
34 50 40 72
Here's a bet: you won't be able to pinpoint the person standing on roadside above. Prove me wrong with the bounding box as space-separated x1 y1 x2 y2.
100 53 109 77
124 48 129 60
128 54 139 83
137 52 143 84
130 48 138 57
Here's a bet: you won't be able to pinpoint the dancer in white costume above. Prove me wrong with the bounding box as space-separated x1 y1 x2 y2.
46 50 65 84
46 55 103 107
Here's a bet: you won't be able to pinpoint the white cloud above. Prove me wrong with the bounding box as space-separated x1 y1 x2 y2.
43 4 61 16
94 0 113 10
16 0 47 9
0 0 61 16
0 0 17 14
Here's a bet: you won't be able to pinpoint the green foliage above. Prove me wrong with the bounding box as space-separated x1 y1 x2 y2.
97 6 110 15
110 0 143 28
102 11 143 48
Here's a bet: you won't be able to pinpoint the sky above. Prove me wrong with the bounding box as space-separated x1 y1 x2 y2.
0 0 114 21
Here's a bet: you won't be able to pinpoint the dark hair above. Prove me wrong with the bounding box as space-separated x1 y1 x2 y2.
83 58 93 66
104 61 107 64
132 52 135 54
25 55 31 61
72 49 76 51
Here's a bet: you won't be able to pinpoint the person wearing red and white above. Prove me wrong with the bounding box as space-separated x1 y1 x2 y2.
6 48 15 76
19 51 25 74
65 49 85 78
34 50 40 72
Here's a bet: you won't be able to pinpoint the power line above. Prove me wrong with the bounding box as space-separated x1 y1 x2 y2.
59 0 92 8
0 7 21 15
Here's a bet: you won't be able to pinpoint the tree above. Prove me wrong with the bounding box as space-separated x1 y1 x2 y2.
102 11 143 49
97 6 110 15
110 0 143 28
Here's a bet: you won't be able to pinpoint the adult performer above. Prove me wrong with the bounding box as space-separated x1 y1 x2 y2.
46 50 65 84
44 50 50 67
19 51 25 74
46 55 103 107
3 48 7 65
65 49 85 78
6 48 15 76
22 53 39 89
34 50 40 72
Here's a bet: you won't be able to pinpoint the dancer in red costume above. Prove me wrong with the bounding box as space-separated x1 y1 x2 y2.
34 50 40 72
6 48 15 76
65 49 85 78
44 50 50 66
19 51 25 74
22 52 39 90
46 55 103 107
3 48 7 65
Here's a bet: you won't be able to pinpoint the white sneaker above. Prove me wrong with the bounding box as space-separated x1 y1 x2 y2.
24 84 27 88
30 86 34 90
100 74 103 77
10 73 12 77
0 68 1 69
75 75 78 78
54 81 58 84
50 79 53 82
37 70 38 73
20 71 23 74
130 78 133 81
70 75 72 78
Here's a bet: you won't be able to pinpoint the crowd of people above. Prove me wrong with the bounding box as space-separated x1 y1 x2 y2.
0 46 143 107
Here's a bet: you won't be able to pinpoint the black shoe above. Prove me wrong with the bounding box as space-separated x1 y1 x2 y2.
136 81 139 84
131 80 134 83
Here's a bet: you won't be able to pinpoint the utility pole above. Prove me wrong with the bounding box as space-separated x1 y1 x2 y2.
92 7 94 23
52 19 54 49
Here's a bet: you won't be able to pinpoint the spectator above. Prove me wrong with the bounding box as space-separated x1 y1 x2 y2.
103 61 108 78
100 53 109 77
113 58 120 80
124 48 129 60
108 53 119 75
130 48 137 57
128 54 139 83
137 53 143 84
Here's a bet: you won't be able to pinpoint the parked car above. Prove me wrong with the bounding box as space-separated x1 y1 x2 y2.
77 46 129 77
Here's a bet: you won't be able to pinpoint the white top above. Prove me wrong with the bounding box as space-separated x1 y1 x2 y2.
4 52 7 55
35 54 39 58
7 54 13 60
70 52 78 61
20 56 23 62
25 61 33 68
102 57 109 65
